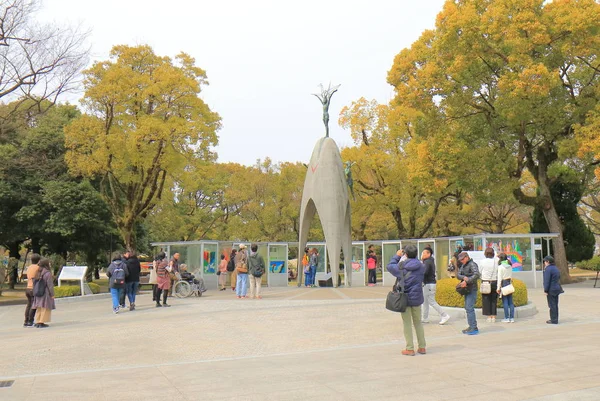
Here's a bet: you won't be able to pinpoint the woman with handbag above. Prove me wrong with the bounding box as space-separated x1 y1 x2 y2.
386 244 426 356
479 248 499 323
497 253 515 323
234 245 249 298
32 258 55 328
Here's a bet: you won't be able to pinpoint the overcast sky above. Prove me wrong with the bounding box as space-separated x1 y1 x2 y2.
38 0 446 165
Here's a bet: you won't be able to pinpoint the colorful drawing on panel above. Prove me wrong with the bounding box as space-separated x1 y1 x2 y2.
352 260 363 272
487 240 525 271
270 260 285 274
203 250 216 274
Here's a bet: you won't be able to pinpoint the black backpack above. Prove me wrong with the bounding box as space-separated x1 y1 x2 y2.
226 258 235 272
33 271 47 297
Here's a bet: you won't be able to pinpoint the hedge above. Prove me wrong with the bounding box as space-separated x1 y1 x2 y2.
54 282 101 298
575 256 600 271
436 277 528 308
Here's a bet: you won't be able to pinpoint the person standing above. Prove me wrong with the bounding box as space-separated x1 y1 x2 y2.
150 253 159 302
155 252 171 307
387 244 426 356
301 247 310 287
543 255 563 324
479 248 499 323
218 254 228 291
248 244 266 299
169 252 181 291
23 253 41 328
228 249 237 291
124 250 141 311
235 245 249 298
32 258 55 328
309 248 319 288
367 250 377 286
421 247 450 325
107 252 129 314
457 251 481 335
497 253 515 323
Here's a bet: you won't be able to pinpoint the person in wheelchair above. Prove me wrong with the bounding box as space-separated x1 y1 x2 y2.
179 264 207 293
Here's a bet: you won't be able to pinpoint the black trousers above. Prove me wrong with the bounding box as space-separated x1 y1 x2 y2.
368 269 377 284
156 288 169 304
481 281 498 316
24 289 36 324
547 294 559 323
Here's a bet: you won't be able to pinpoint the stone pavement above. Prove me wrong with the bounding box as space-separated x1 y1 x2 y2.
0 282 599 401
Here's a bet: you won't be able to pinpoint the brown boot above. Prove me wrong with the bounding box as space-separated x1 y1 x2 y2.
401 349 415 356
417 348 426 355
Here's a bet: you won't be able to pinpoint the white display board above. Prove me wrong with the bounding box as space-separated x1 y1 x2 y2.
58 266 88 296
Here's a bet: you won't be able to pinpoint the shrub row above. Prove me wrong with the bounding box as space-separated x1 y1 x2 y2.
54 282 101 298
575 256 600 271
435 278 528 308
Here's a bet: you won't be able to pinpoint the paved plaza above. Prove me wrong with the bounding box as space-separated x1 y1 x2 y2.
0 282 599 401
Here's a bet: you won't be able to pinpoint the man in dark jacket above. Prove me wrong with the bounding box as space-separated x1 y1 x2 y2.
457 251 481 335
543 255 563 324
124 250 141 311
387 244 426 356
421 247 450 325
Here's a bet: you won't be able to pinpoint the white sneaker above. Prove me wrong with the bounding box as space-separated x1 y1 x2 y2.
486 317 492 323
421 319 430 324
510 318 515 323
439 314 450 325
491 317 496 323
501 318 510 323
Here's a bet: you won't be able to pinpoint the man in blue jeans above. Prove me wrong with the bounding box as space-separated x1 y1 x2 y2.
457 251 480 335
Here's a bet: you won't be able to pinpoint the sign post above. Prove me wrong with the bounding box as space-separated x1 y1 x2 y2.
58 266 88 296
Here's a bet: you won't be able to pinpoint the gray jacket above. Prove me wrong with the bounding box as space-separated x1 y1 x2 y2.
457 259 480 293
107 259 129 288
248 252 265 277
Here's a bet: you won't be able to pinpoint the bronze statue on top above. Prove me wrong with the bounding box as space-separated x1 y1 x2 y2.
313 83 340 137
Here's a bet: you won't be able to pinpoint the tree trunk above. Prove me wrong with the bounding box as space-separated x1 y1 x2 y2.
538 178 571 283
119 221 136 253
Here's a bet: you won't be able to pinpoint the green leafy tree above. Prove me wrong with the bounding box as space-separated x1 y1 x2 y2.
65 45 221 251
532 178 595 263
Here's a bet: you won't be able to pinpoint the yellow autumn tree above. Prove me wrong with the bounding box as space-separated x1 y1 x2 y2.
65 45 221 250
387 0 600 280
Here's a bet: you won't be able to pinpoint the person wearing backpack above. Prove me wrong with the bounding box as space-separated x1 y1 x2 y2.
107 252 129 314
248 244 266 299
228 249 237 291
32 258 55 328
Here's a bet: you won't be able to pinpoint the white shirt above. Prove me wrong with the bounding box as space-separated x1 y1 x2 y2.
479 258 498 281
497 262 512 282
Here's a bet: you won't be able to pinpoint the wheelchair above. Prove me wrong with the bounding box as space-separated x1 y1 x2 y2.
173 271 205 298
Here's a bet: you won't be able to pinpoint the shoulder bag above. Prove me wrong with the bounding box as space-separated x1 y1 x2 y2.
501 280 515 296
385 263 410 313
480 281 491 294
